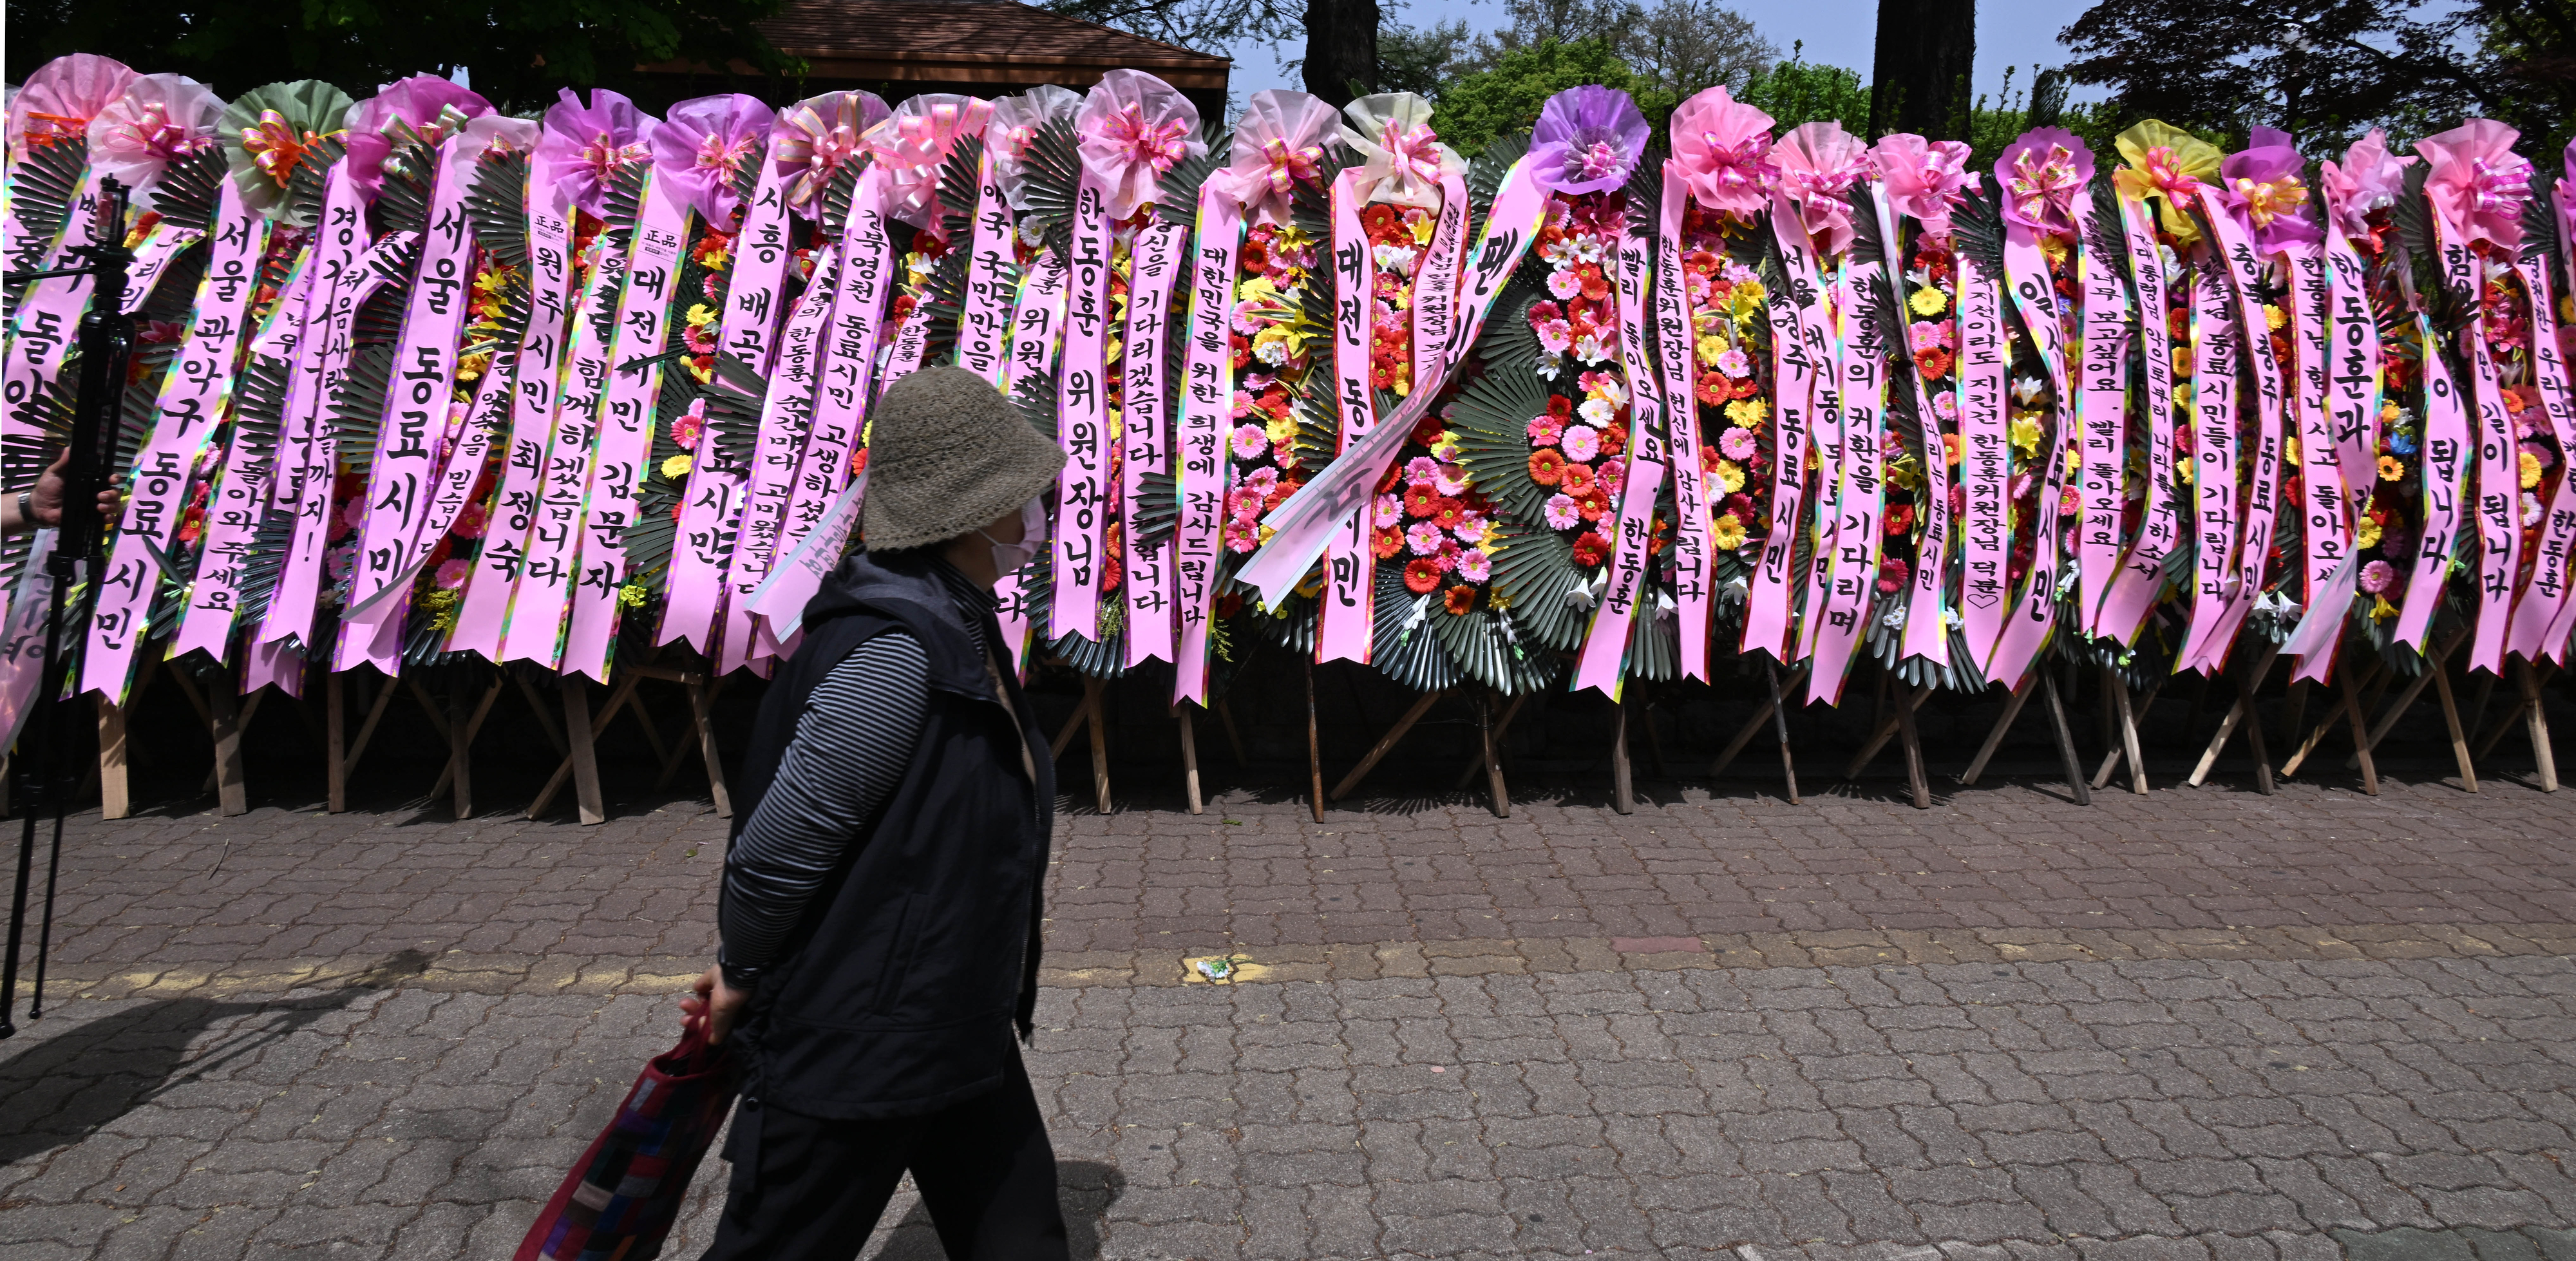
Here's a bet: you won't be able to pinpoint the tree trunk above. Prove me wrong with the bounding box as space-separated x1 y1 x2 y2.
1868 0 1976 140
1303 0 1381 108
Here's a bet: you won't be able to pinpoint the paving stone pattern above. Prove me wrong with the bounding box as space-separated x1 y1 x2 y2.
3 774 2575 1258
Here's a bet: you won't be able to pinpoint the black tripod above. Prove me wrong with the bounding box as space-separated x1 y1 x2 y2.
0 175 134 1038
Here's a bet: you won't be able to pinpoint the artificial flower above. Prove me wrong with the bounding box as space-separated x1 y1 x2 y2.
1871 133 1978 236
775 90 891 218
1341 92 1463 209
2112 120 2221 244
1996 128 2093 237
88 73 224 203
2360 559 2397 594
1529 85 1649 196
1404 556 1444 593
2219 126 2320 249
1076 68 1206 222
1710 513 1748 550
989 84 1082 211
1667 85 1776 216
866 93 994 231
655 93 776 225
2319 128 2418 244
1444 584 1477 615
344 74 491 198
2415 119 2533 252
1776 122 1870 254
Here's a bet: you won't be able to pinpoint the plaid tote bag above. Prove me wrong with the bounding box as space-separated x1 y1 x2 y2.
516 1015 741 1260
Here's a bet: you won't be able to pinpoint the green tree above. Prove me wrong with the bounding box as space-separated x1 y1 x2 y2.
1736 44 1871 134
1375 15 1475 99
4 0 800 110
1428 37 1654 156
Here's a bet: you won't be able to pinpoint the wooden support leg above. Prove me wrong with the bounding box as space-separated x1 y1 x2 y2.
515 672 569 757
1611 699 1634 815
1641 702 1669 779
2346 627 2467 769
1479 690 1510 818
1767 663 1801 804
1176 705 1202 815
1303 660 1323 823
528 679 611 824
448 675 475 819
1085 676 1112 815
209 676 247 817
1455 694 1528 791
1710 663 1810 778
1050 687 1095 759
2525 661 2559 792
1330 689 1445 802
2341 669 2381 796
97 697 129 821
1844 684 1934 779
2040 668 2092 806
1960 676 2036 786
2281 681 2308 765
327 672 347 813
1895 684 1931 810
2430 663 2477 793
692 678 733 817
428 676 503 811
1214 696 1247 766
2093 677 2162 792
2186 643 2280 790
2282 660 2376 779
344 672 399 785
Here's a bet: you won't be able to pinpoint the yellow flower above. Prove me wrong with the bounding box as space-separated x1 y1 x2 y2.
2064 445 2081 478
2370 593 2398 622
1712 458 1747 494
1908 286 1948 316
2356 515 2383 549
2380 400 2401 424
1710 512 1748 551
2282 433 2300 466
618 582 649 609
1409 215 1435 246
1724 398 1768 428
2522 450 2544 489
1696 334 1729 368
1264 412 1296 444
1728 281 1766 322
2379 455 2404 482
1886 456 1922 491
2009 417 2041 457
661 453 693 480
687 303 717 328
2262 304 2287 331
2179 455 2194 485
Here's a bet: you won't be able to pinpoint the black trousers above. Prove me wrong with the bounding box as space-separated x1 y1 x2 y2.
699 1049 1068 1260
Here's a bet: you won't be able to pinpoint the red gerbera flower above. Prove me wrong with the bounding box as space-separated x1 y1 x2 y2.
1561 462 1596 496
1571 531 1611 566
1696 372 1730 406
1444 584 1477 615
1884 503 1917 536
1574 488 1610 521
1547 395 1573 421
1374 527 1403 558
1599 424 1627 457
1528 448 1569 486
1411 413 1446 446
1701 444 1725 476
1877 556 1911 594
1404 557 1444 593
1404 482 1442 517
1915 346 1954 381
1431 498 1468 530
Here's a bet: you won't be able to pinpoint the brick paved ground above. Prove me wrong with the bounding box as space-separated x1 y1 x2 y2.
5 766 2576 1258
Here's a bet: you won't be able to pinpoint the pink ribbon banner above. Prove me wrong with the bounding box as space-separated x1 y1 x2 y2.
2285 242 2355 683
1171 188 1242 705
2197 195 2287 674
1316 169 1381 667
2096 196 2186 643
2512 253 2576 661
451 164 576 661
1880 195 1957 668
994 252 1072 674
338 137 482 663
1656 169 1713 681
2396 311 2470 653
500 220 627 667
171 254 312 661
1049 167 1115 641
659 132 799 654
1411 172 1471 392
2073 206 2132 640
1742 196 1826 663
1233 156 1551 609
746 470 866 643
1571 185 1683 699
1953 248 2011 670
260 161 371 653
1806 272 1886 702
84 182 265 698
2431 215 2521 674
117 225 207 314
956 145 1018 385
715 246 840 675
3 170 98 450
562 175 692 681
1985 218 2079 687
2172 255 2243 672
1121 218 1185 668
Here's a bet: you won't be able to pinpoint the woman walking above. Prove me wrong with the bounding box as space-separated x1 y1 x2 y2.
687 366 1068 1260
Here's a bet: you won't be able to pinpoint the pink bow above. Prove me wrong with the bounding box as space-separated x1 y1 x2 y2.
2005 144 2085 232
1102 104 1192 175
578 130 654 187
1774 122 1868 254
1075 70 1206 222
1254 137 1323 196
1379 120 1444 191
1668 86 1777 218
2416 119 2533 252
775 91 886 217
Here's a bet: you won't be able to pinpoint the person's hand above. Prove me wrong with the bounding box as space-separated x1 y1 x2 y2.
26 450 120 527
683 965 751 1045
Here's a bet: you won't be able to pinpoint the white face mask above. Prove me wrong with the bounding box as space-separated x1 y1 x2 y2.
980 497 1048 578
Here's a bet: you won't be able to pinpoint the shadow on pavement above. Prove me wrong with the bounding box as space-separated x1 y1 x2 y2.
864 1158 1125 1260
0 947 432 1164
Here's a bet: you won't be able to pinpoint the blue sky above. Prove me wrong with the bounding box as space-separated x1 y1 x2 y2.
1220 0 2106 105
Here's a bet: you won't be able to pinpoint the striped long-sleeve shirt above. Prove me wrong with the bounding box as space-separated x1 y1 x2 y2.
717 560 992 987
